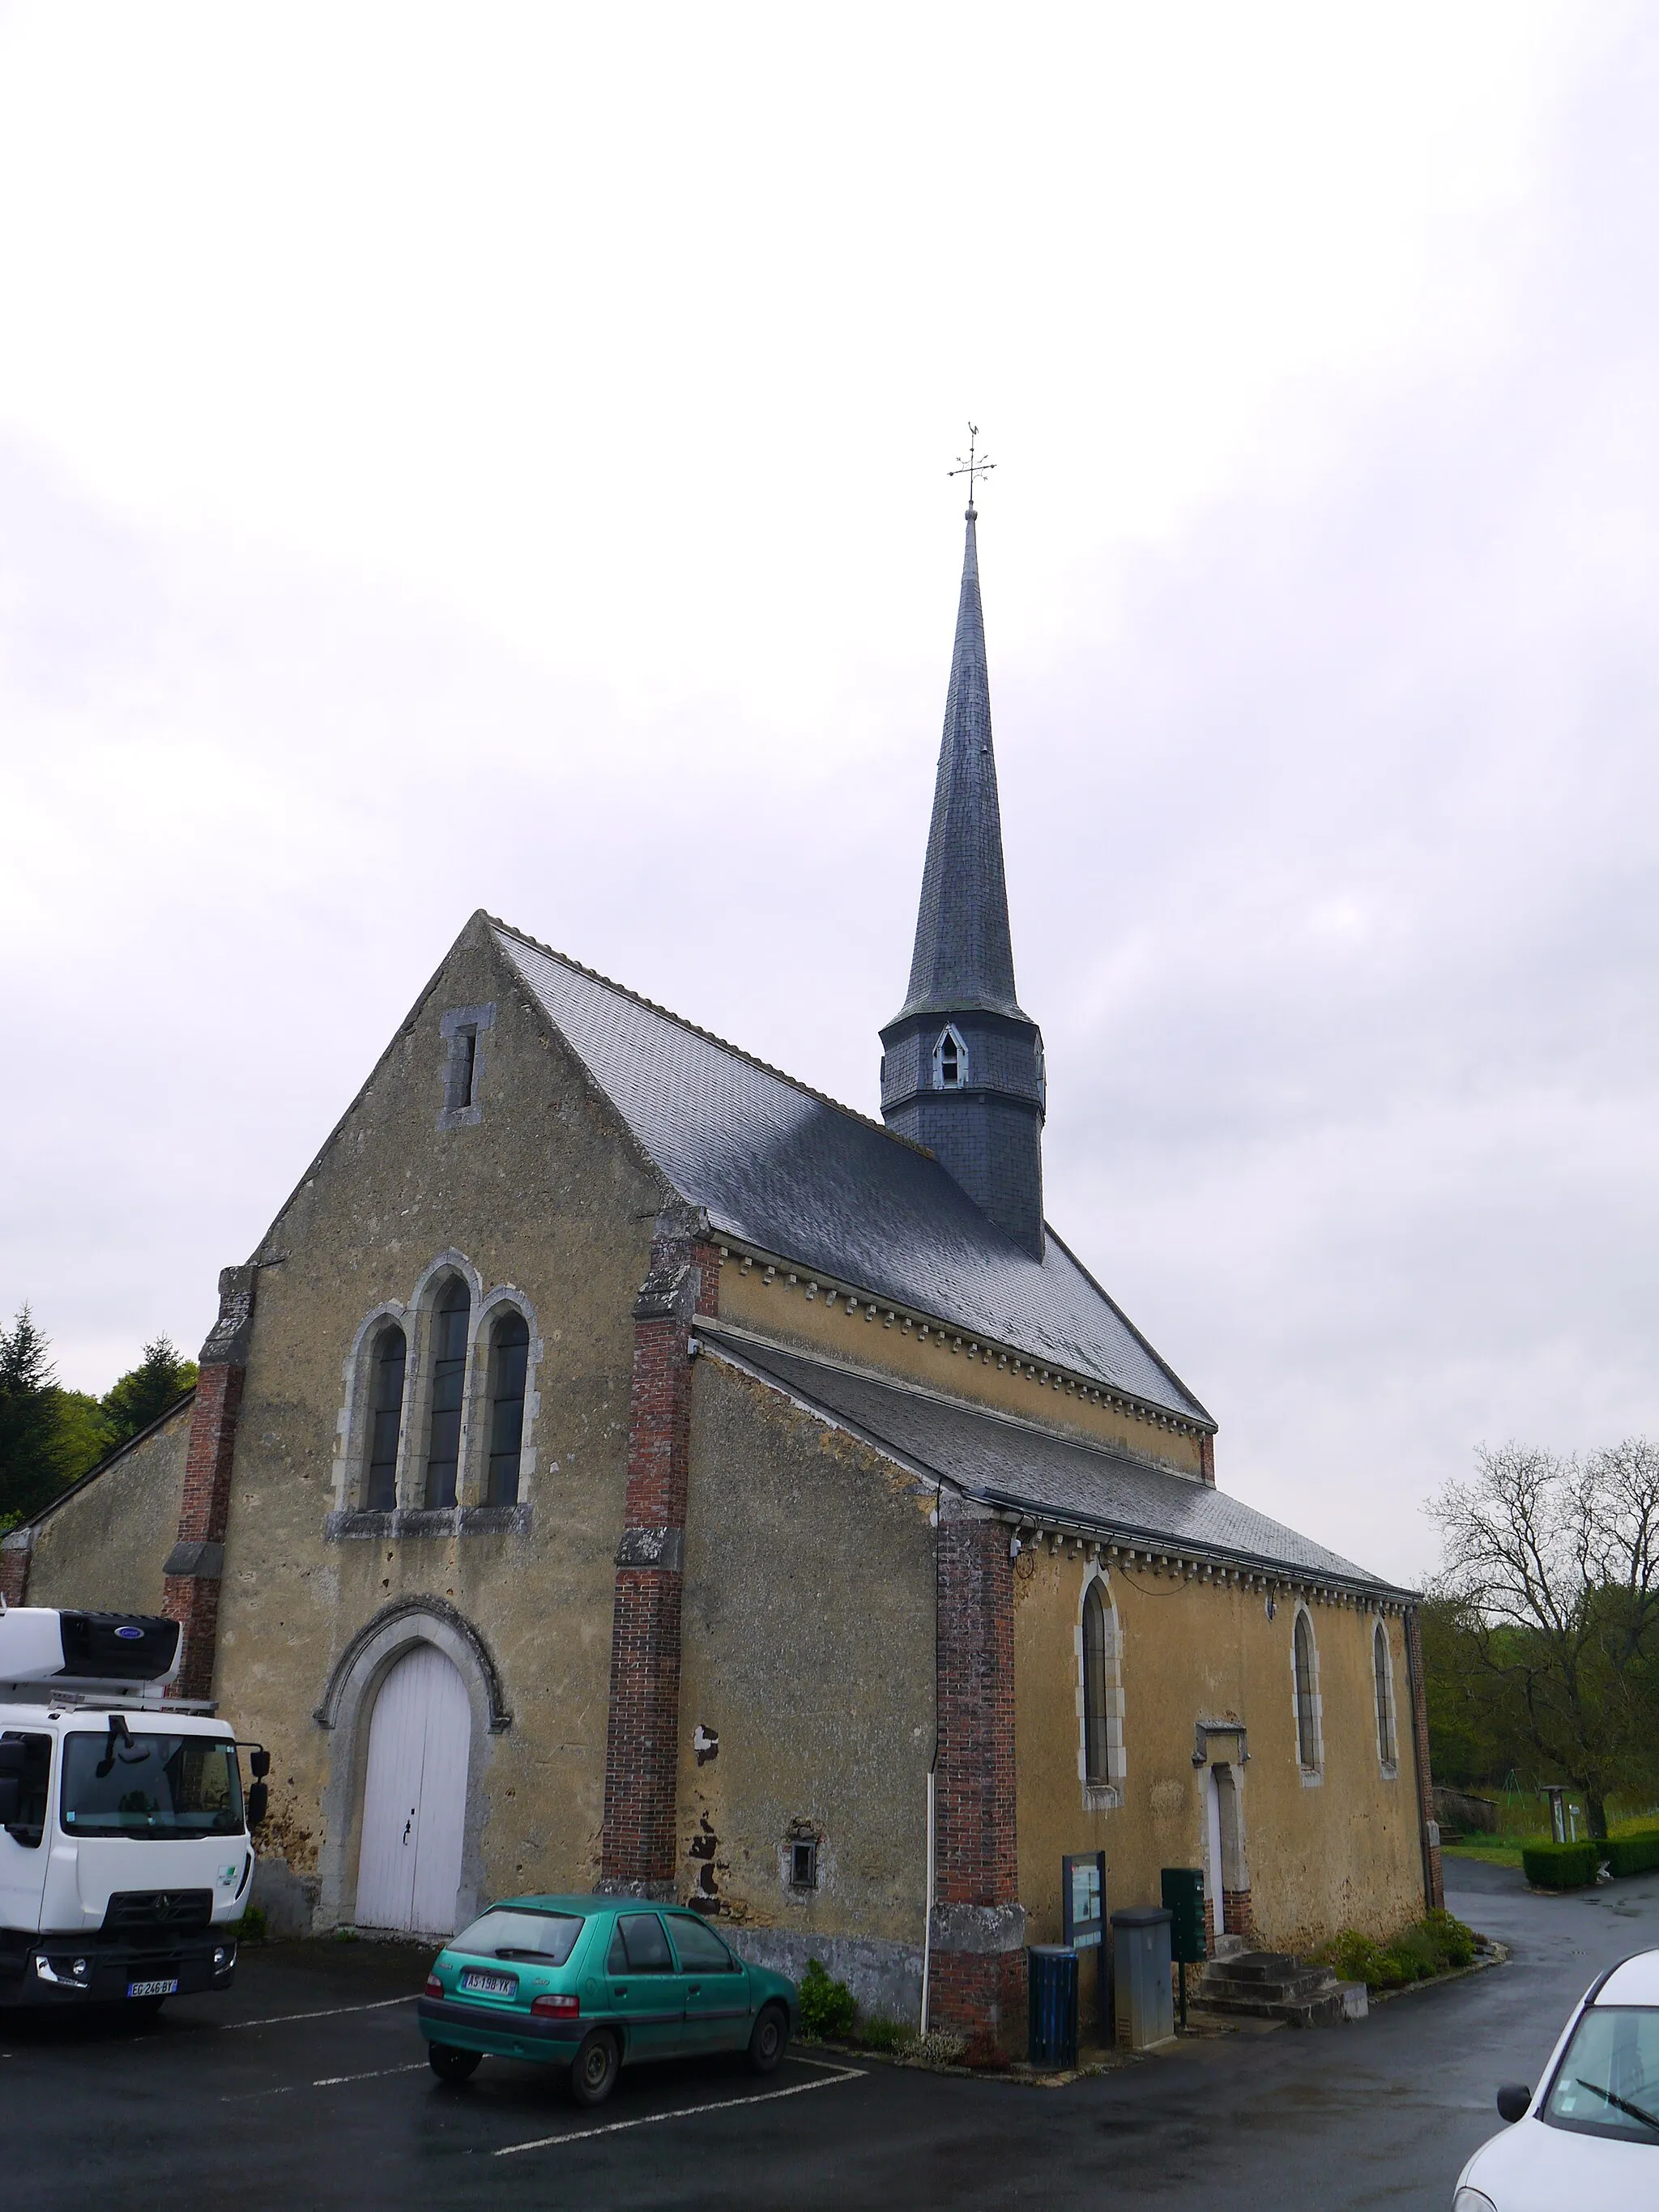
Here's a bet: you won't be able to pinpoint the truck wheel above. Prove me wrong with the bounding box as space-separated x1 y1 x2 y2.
746 2003 789 2074
428 2044 482 2084
568 2029 620 2107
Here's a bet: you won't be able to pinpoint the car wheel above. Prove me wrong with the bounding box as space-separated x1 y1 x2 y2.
569 2029 621 2107
428 2043 483 2084
746 2002 790 2075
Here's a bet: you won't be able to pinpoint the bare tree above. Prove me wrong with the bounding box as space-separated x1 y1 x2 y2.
1427 1439 1659 1837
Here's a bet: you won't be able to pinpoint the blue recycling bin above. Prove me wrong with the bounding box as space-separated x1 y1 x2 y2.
1027 1945 1080 2069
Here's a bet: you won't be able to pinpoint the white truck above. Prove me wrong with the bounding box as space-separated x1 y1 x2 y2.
0 1605 267 2012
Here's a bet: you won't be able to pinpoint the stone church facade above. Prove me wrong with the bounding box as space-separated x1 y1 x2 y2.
4 509 1440 2055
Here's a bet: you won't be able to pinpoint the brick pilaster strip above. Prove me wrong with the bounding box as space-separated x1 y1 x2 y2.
929 1502 1026 2059
598 1232 718 1894
1403 1605 1444 1911
163 1266 256 1702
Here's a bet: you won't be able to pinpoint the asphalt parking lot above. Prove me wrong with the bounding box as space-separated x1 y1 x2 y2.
5 1861 1658 2212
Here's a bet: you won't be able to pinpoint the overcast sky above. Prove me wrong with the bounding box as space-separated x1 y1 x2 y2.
3 4 1656 1583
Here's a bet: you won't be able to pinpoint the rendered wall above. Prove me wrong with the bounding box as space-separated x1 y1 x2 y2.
715 1258 1208 1478
207 913 667 1929
1013 1546 1425 1955
675 1353 936 2023
22 1401 193 1616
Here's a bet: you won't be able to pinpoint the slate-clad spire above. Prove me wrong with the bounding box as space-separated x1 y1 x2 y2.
881 505 1046 1259
898 510 1026 1021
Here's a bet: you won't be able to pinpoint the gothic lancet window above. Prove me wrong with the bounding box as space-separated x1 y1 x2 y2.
1294 1611 1320 1771
1082 1580 1113 1786
485 1311 530 1507
1374 1622 1397 1770
932 1025 967 1089
424 1280 471 1509
365 1324 407 1511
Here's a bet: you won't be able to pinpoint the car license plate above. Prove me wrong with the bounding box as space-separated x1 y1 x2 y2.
461 1970 515 1998
127 1978 179 1998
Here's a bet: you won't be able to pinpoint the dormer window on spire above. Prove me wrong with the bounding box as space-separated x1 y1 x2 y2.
933 1025 967 1089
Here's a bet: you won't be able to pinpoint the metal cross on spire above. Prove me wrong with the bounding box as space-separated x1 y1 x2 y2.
949 423 995 514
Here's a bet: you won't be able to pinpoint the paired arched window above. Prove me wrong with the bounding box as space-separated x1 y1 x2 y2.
486 1311 530 1507
932 1025 967 1089
424 1280 471 1508
1293 1610 1321 1771
1082 1580 1114 1785
1374 1622 1397 1769
365 1324 407 1511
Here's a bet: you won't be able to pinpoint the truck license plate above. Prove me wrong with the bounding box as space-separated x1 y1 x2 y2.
127 1978 179 1999
461 1970 515 1997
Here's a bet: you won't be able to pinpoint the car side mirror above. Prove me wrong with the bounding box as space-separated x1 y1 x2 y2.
0 1741 24 1779
0 1776 19 1826
249 1749 271 1779
246 1781 269 1826
1496 2083 1532 2124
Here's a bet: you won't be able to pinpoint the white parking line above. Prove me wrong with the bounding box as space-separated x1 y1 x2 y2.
493 2062 867 2157
222 2061 429 2102
221 1995 417 2031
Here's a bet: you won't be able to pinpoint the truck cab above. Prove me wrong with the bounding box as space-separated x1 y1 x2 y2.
0 1605 259 2010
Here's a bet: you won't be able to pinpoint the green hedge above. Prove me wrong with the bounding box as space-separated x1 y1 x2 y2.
1606 1829 1659 1879
1521 1840 1598 1890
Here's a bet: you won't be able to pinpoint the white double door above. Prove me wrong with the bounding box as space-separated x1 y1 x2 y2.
355 1643 471 1935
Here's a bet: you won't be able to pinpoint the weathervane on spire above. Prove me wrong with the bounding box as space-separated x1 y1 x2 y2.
949 423 995 516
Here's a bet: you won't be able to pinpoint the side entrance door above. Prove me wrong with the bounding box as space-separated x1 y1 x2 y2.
354 1643 470 1935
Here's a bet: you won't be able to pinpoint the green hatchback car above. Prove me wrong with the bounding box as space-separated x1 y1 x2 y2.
416 1895 800 2107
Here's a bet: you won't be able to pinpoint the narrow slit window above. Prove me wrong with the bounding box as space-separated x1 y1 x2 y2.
1294 1613 1320 1769
1082 1581 1112 1785
365 1324 407 1510
446 1026 479 1113
1374 1623 1397 1767
790 1839 818 1889
486 1311 530 1507
424 1280 471 1508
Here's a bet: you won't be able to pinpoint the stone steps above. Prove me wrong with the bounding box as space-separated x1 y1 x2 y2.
1197 1950 1351 2028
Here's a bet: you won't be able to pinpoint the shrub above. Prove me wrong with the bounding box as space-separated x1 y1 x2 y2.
1521 1839 1599 1890
1318 1912 1479 1990
799 1958 857 2039
857 2016 907 2054
237 1903 268 1945
1606 1829 1659 1879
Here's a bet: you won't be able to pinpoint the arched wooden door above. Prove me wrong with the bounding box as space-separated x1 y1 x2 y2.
354 1642 471 1934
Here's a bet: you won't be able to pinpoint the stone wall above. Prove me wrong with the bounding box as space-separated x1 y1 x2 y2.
673 1352 936 2022
17 1399 194 1616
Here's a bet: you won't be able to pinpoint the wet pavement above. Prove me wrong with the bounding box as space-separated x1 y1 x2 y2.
3 1863 1657 2210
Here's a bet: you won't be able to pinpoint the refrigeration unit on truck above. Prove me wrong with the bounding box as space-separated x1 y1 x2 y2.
0 1604 268 2011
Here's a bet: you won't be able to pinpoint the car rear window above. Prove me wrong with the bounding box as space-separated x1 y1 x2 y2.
450 1909 585 1965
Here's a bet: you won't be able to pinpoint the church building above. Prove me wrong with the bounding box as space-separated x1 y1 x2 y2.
3 504 1441 2056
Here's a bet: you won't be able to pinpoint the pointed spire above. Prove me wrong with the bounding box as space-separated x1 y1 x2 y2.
895 508 1025 1021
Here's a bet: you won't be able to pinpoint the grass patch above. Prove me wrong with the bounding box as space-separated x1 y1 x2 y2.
798 1958 857 2040
236 1903 268 1945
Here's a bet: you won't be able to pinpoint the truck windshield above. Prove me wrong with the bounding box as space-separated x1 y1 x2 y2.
60 1732 245 1839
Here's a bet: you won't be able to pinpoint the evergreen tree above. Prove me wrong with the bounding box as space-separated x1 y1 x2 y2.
0 1306 76 1526
100 1336 198 1451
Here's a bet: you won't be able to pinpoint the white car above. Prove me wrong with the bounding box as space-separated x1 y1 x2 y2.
1453 1949 1659 2210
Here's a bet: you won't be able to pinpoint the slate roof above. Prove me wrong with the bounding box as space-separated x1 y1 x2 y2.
895 509 1026 1023
703 1329 1397 1596
494 923 1210 1426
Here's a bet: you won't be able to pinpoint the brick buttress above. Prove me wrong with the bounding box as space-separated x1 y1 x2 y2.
929 1498 1026 2061
163 1265 257 1703
599 1230 719 1897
